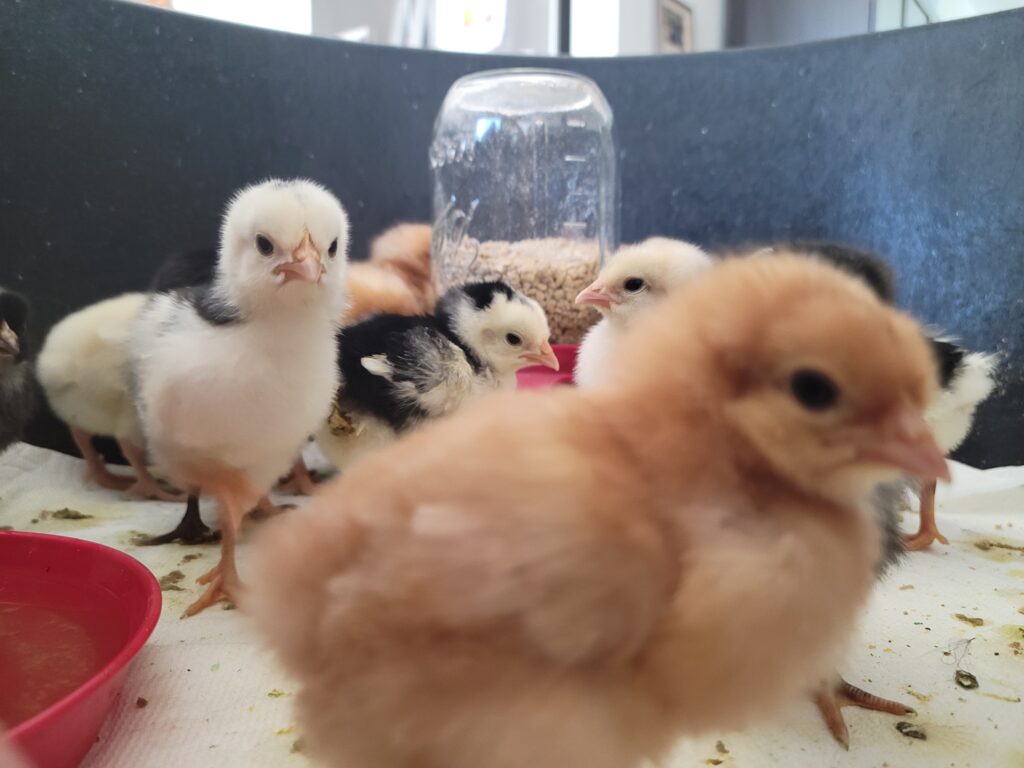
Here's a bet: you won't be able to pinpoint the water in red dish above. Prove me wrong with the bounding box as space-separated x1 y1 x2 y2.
0 579 127 729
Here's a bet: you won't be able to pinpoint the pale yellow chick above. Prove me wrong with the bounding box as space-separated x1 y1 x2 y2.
248 253 948 768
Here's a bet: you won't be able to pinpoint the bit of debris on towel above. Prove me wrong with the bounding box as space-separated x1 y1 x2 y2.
955 670 979 689
899 584 914 590
268 689 286 698
159 570 186 591
715 741 728 755
276 727 295 736
975 539 1024 553
180 553 203 564
895 721 927 740
954 613 985 627
291 739 304 754
136 697 149 708
982 693 1021 703
47 508 93 520
0 525 12 531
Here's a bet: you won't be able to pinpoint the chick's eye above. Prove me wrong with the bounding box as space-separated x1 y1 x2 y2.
624 277 646 292
256 235 274 256
328 238 338 257
790 369 840 411
505 333 522 346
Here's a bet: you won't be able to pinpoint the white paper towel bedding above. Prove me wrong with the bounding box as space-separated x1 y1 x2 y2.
0 444 1021 768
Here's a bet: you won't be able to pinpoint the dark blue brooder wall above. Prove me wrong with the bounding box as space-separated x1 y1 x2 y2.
1 1 1022 466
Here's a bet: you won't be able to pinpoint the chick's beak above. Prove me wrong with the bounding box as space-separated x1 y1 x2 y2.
520 339 560 370
859 406 952 483
273 231 323 284
0 321 19 358
575 281 614 309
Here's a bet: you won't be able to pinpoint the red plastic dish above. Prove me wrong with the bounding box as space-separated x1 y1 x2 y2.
0 531 161 768
516 344 578 389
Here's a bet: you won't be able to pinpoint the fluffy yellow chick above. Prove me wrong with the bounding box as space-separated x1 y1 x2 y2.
342 222 435 325
248 253 948 768
575 237 710 387
36 293 181 501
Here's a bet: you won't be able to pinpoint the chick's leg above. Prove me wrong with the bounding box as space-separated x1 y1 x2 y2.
814 677 914 749
275 457 319 496
70 427 133 490
140 493 220 546
184 478 257 617
903 480 947 551
117 439 186 502
249 495 295 521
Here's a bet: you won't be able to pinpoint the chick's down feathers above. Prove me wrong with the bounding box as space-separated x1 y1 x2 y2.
249 254 946 768
343 223 435 324
0 288 35 455
37 293 148 441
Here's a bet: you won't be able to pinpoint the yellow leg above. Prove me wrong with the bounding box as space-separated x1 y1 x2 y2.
903 480 948 551
70 427 133 490
815 677 914 749
117 439 186 502
184 477 257 617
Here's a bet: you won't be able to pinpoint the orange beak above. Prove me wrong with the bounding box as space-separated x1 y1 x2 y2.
520 339 560 370
0 321 18 358
859 406 952 483
575 281 613 309
273 231 323 284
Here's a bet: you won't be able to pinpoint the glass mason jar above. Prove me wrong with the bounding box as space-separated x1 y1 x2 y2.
430 68 618 344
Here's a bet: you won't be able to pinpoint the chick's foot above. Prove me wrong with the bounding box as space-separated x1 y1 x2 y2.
139 495 220 546
275 458 319 496
815 678 914 749
903 480 947 551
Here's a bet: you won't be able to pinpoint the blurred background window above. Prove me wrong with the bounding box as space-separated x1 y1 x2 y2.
125 0 1024 53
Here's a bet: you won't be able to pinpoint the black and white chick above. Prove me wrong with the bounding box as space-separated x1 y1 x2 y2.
0 288 36 457
788 240 998 550
770 241 993 748
574 237 710 388
130 178 349 615
317 280 557 471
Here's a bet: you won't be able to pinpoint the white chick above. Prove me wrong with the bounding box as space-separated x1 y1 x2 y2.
318 280 557 471
130 178 348 615
36 293 182 501
574 237 710 388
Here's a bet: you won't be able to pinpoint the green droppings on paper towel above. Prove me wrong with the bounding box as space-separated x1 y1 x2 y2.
47 507 93 520
955 613 985 627
268 689 286 698
211 663 220 672
159 570 186 591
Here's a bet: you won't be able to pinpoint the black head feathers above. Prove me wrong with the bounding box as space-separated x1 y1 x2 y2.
786 241 896 303
435 280 518 333
0 288 29 338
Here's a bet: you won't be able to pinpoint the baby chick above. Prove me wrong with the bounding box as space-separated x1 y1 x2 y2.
36 293 183 501
0 288 36 457
318 280 557 471
131 178 348 615
788 240 997 550
911 337 996 549
343 222 436 324
575 237 710 388
248 254 949 768
280 223 437 496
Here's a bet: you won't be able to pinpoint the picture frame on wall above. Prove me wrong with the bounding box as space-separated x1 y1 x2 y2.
658 0 694 53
